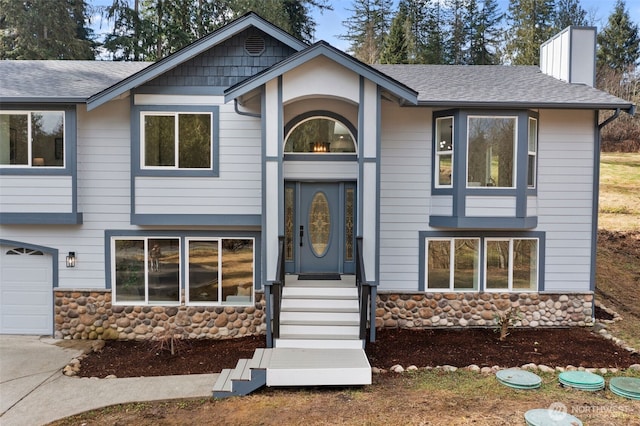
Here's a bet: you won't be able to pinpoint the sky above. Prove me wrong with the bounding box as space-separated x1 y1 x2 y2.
90 1 640 52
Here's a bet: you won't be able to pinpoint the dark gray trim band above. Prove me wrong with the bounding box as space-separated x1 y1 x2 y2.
130 214 261 226
0 212 83 225
429 216 538 229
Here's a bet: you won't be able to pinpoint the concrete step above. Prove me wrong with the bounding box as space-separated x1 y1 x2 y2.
280 311 360 325
266 348 371 386
282 286 358 299
280 324 360 337
281 298 359 312
274 337 364 349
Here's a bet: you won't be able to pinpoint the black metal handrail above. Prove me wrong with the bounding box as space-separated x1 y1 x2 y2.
271 236 285 341
355 236 376 342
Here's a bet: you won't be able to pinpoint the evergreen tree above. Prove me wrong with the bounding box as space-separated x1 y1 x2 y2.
504 0 555 65
380 1 409 63
468 0 503 65
342 0 393 64
422 0 446 64
554 0 588 30
445 0 470 64
597 0 639 74
0 0 96 59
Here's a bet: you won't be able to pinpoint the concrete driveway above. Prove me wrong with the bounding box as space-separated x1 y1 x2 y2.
0 335 216 426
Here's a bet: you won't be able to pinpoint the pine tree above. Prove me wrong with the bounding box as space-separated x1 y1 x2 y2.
597 0 639 74
467 0 503 65
554 0 588 30
504 0 555 65
445 0 470 64
0 0 95 59
342 0 393 64
422 0 446 64
380 2 409 63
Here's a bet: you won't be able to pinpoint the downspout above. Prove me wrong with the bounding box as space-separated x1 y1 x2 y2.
234 98 261 118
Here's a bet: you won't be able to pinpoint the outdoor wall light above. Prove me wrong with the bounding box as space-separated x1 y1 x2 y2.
66 252 76 268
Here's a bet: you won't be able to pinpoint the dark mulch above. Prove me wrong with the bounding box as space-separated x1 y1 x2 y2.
77 327 638 378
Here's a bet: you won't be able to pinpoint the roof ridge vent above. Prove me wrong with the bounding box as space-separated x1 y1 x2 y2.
245 35 265 56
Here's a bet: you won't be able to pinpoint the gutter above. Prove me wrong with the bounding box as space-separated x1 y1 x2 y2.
234 98 261 118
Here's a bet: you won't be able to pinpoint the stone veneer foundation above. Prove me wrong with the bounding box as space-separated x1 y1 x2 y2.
54 290 593 340
375 292 594 329
54 290 266 340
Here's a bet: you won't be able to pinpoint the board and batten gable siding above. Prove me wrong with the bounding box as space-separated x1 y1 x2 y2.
378 103 431 291
133 95 262 216
140 27 298 91
535 109 595 292
0 100 133 289
0 176 72 213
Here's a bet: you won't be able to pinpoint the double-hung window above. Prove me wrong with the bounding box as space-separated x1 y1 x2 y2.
141 112 212 170
435 116 454 187
1 111 64 167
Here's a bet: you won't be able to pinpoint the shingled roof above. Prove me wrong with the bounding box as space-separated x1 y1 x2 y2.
0 60 151 103
373 64 634 111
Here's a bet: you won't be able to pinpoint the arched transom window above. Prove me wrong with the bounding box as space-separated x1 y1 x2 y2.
284 116 356 154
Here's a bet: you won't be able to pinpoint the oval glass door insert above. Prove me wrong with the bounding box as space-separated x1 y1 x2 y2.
309 192 330 257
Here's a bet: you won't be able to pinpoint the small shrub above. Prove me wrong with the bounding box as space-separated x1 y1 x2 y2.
493 308 522 341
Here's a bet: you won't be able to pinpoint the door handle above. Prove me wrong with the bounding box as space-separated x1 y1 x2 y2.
299 225 304 246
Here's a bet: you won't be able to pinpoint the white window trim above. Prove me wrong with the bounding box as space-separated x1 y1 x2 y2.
140 111 213 170
1 110 65 168
111 237 182 306
284 115 358 155
528 117 538 189
435 116 454 188
466 115 518 189
425 238 480 292
484 237 539 292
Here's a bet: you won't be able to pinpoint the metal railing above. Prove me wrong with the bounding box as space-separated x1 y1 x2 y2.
356 236 377 342
265 236 285 348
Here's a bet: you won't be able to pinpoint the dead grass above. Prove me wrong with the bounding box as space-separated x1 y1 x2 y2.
599 153 640 231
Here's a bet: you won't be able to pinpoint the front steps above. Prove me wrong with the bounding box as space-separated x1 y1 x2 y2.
212 276 371 398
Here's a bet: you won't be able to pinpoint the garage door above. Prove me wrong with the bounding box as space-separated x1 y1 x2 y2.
0 246 53 335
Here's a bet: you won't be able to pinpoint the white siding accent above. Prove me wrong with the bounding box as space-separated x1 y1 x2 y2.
378 104 430 291
362 80 377 159
265 161 279 281
265 79 279 158
536 109 595 292
135 100 262 215
283 161 357 180
362 162 377 278
465 196 516 217
0 176 72 213
282 56 359 104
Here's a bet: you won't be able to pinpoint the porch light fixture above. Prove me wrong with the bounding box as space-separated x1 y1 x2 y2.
66 252 76 268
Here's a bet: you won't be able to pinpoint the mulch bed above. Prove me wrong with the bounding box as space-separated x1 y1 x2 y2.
77 327 638 378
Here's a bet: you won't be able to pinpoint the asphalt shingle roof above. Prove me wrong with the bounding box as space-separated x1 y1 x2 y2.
0 60 151 102
373 64 632 110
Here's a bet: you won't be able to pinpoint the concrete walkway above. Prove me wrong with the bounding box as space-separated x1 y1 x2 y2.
0 335 216 426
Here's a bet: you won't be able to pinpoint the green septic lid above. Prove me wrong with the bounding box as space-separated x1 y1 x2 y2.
609 377 640 400
558 371 605 390
496 368 542 389
524 408 583 426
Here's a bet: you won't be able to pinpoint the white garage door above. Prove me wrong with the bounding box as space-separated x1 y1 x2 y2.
0 246 53 335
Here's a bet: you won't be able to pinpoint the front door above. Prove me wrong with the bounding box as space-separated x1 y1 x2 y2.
285 182 356 274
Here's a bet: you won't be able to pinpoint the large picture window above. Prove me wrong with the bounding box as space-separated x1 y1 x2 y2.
467 116 516 188
112 236 254 306
142 112 211 169
0 111 64 167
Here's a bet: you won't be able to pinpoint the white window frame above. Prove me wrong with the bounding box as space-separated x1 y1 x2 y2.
435 116 454 188
111 237 182 306
466 115 517 189
484 238 539 292
1 110 65 168
425 237 480 292
528 117 538 188
184 237 255 306
284 115 358 155
140 111 213 170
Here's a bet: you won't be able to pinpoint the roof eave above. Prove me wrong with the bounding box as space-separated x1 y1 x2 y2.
416 100 635 112
86 13 308 111
0 97 87 104
225 42 418 105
